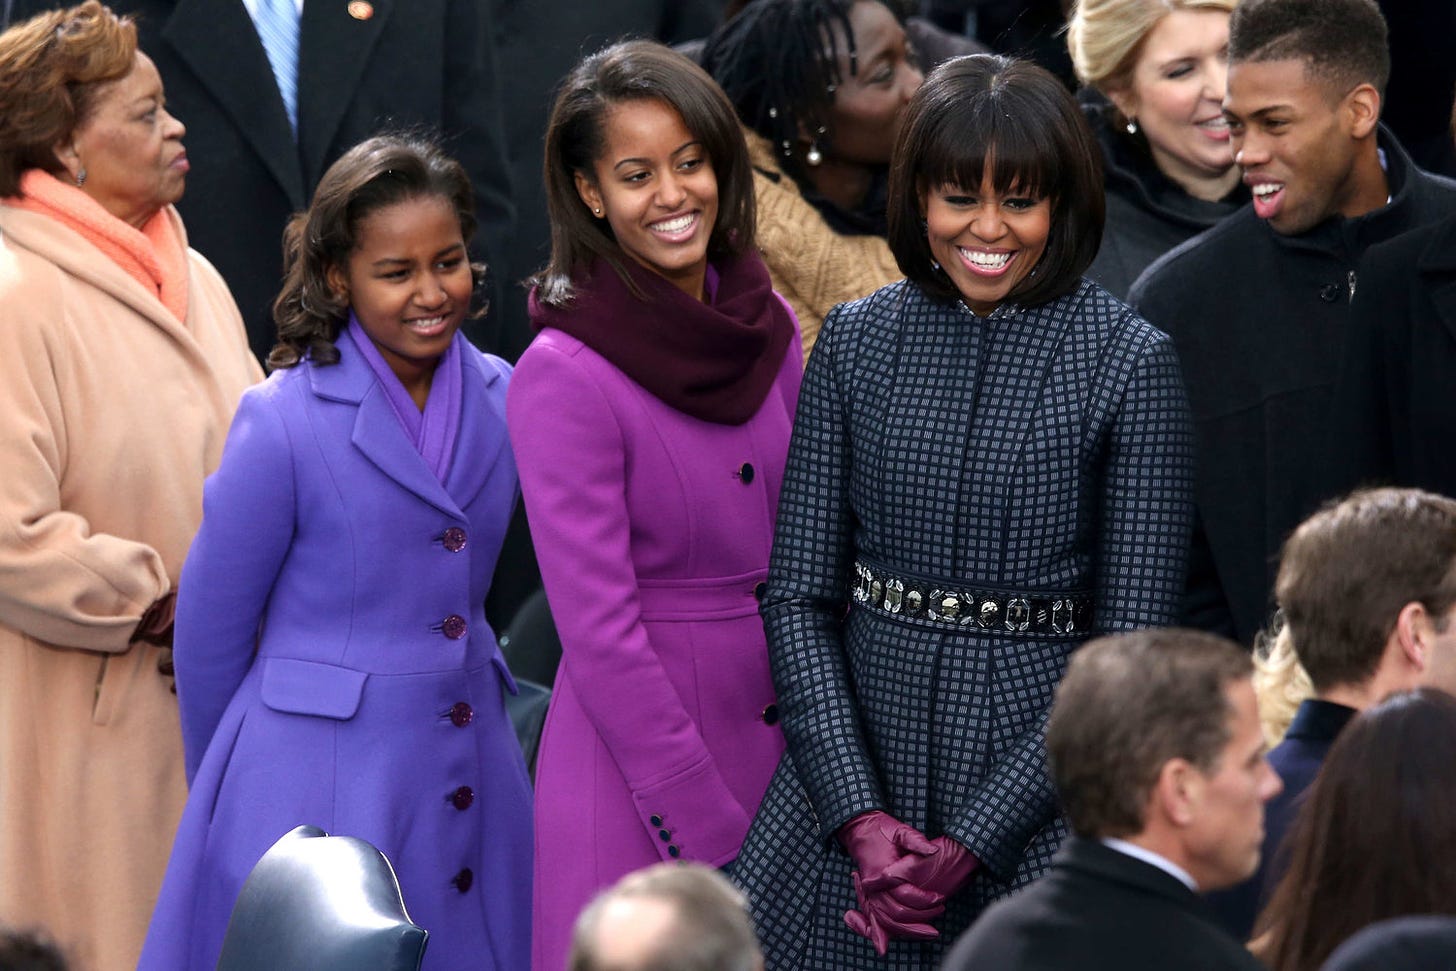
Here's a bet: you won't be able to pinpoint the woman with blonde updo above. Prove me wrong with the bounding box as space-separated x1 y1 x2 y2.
1066 0 1248 296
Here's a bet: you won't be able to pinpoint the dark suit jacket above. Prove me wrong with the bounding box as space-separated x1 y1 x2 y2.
1207 699 1357 941
1322 916 1456 971
1328 211 1456 498
944 838 1265 971
9 0 516 362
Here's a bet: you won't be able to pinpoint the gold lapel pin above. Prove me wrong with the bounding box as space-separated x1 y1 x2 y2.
347 1 373 20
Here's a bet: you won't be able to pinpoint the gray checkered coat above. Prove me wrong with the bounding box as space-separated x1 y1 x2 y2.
733 279 1194 969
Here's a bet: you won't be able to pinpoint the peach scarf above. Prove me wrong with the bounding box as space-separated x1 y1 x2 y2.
7 169 189 324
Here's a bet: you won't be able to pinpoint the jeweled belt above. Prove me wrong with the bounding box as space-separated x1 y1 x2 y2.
851 560 1093 636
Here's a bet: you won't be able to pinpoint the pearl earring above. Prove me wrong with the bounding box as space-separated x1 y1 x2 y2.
1125 118 1139 136
805 142 823 167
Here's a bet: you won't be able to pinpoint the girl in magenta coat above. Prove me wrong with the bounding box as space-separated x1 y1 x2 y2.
508 41 802 971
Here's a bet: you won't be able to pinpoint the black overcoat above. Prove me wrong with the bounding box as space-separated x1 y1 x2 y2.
1129 131 1456 646
733 280 1194 970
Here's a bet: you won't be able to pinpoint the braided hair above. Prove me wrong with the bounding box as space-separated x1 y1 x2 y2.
701 0 863 183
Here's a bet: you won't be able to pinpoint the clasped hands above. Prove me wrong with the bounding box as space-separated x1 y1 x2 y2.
837 810 978 956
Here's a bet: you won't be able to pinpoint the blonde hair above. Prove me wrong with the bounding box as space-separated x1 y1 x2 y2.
1252 615 1314 747
1066 0 1239 91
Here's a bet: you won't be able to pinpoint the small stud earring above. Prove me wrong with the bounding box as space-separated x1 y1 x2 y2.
593 207 602 216
805 142 823 167
75 166 86 187
1125 118 1139 136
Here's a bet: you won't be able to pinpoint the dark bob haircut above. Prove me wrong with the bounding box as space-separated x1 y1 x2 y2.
268 134 483 370
531 39 755 308
887 54 1104 308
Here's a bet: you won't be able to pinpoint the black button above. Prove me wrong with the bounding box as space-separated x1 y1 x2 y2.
442 527 467 552
737 462 755 484
1320 283 1341 302
761 703 779 726
659 829 672 842
449 702 473 727
441 614 467 640
452 868 474 893
754 582 767 602
650 814 663 827
667 845 681 858
451 786 475 811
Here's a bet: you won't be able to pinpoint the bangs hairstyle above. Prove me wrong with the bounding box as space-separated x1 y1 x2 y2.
531 39 755 309
268 133 483 371
0 0 136 196
887 54 1104 307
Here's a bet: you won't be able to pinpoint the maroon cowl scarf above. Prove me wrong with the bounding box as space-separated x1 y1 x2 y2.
527 250 795 425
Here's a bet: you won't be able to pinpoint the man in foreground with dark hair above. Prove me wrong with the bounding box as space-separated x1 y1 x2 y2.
944 629 1279 970
1129 0 1456 648
1208 487 1456 938
568 863 764 971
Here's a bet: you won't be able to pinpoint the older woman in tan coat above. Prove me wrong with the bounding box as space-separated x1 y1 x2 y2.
0 5 260 970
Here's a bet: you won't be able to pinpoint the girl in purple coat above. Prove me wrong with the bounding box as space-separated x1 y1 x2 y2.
139 136 531 971
508 40 802 971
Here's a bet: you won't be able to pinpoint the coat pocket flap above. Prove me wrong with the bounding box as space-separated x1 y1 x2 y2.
260 658 367 720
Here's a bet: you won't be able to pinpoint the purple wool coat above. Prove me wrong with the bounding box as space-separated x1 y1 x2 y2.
509 313 802 971
137 333 531 971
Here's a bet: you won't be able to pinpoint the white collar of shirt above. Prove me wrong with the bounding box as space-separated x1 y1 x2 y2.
241 0 304 18
1100 838 1199 892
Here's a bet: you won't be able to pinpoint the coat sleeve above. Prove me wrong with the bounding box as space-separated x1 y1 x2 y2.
173 385 297 782
760 308 887 840
752 167 903 363
507 343 751 867
0 290 169 651
944 327 1195 878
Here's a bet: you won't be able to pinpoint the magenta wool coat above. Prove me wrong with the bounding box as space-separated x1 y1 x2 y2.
137 333 531 971
508 314 802 971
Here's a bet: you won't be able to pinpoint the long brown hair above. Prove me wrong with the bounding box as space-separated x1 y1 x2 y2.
1253 689 1456 971
530 39 755 308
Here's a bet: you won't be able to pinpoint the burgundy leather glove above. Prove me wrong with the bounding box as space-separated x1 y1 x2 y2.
131 591 177 648
872 835 980 902
838 811 941 954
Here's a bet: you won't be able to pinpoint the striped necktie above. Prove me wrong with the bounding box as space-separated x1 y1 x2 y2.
254 0 299 133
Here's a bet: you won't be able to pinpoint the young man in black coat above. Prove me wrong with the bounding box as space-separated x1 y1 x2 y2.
943 628 1279 971
1128 0 1456 648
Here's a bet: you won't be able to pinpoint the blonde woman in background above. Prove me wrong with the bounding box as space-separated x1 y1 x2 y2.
1066 0 1248 296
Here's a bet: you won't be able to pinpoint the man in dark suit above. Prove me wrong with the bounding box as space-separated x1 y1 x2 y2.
7 0 516 363
1128 0 1456 647
1207 487 1456 940
944 629 1279 971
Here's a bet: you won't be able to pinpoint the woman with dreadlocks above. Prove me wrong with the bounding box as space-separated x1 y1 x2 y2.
702 0 922 361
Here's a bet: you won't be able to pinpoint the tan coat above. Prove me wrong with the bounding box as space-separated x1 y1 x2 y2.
746 129 904 363
0 204 261 971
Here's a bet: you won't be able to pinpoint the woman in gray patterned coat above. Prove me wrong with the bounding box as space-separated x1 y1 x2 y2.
732 54 1196 969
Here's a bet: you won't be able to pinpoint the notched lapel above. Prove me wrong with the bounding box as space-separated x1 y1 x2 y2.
352 385 463 519
162 0 306 207
296 0 392 189
444 356 510 511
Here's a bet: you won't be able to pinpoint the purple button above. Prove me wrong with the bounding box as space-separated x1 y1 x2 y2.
442 527 467 552
452 868 474 893
451 786 475 811
449 702 473 727
441 614 467 640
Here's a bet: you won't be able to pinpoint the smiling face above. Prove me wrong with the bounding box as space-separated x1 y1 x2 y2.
1108 8 1235 197
1224 57 1374 235
1181 678 1284 891
575 98 719 300
61 52 188 229
326 194 472 402
922 175 1052 316
823 0 923 166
